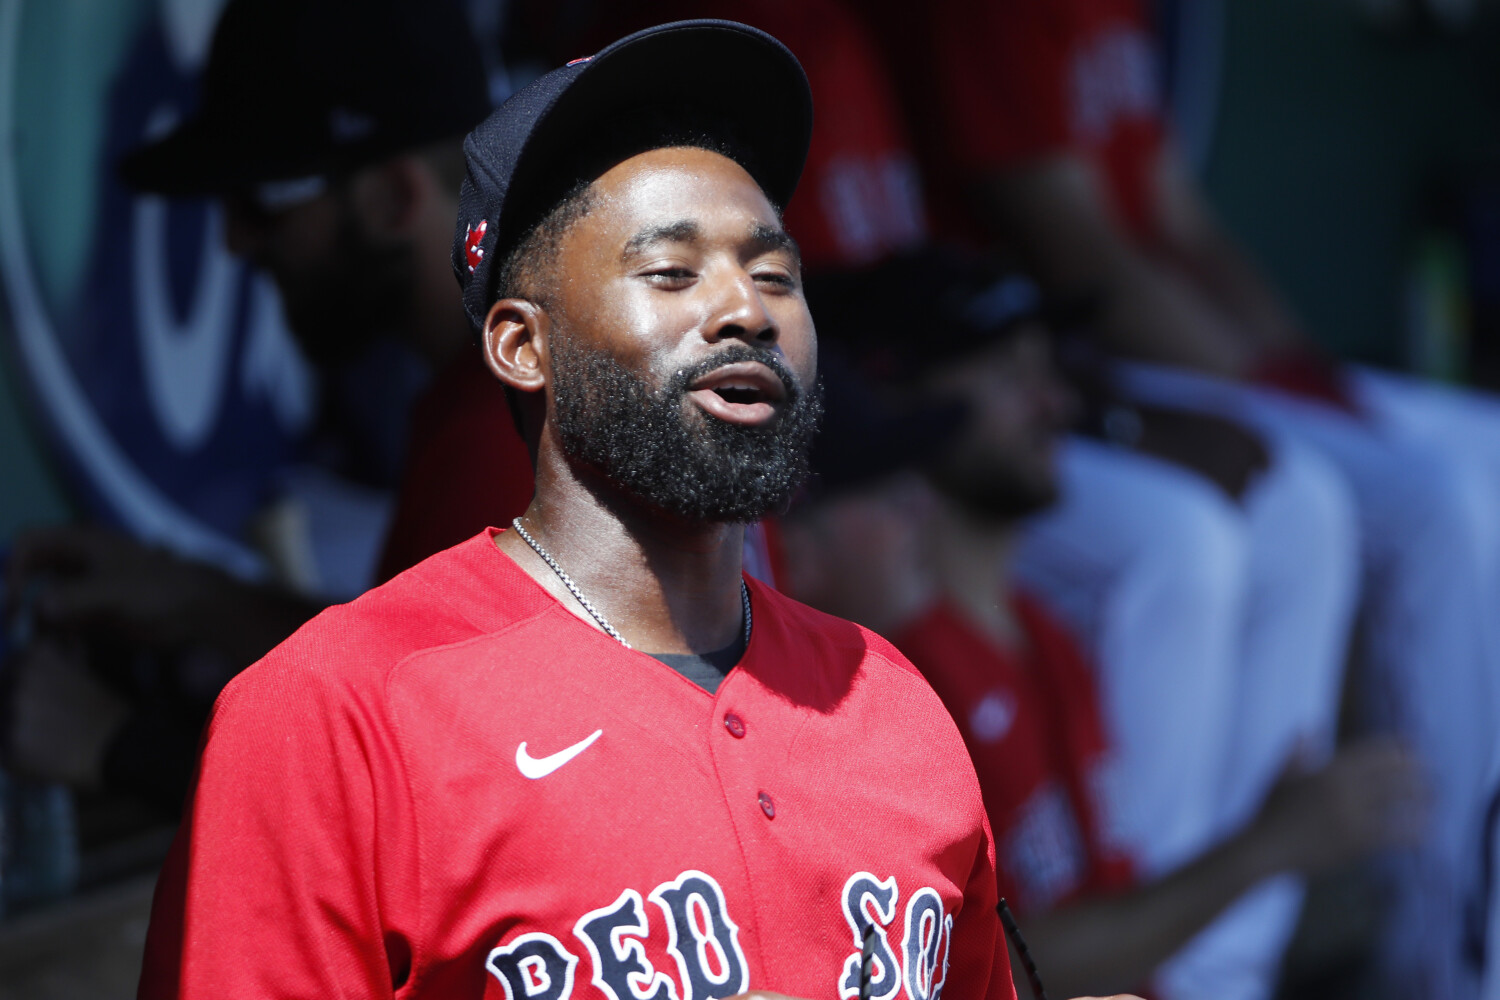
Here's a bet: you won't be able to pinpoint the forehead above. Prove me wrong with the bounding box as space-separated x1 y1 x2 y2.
574 146 783 245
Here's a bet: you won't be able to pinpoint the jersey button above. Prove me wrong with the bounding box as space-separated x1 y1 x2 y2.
724 713 746 738
758 791 776 819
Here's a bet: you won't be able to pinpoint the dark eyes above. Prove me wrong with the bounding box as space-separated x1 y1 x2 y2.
754 270 797 288
643 268 696 286
640 267 797 289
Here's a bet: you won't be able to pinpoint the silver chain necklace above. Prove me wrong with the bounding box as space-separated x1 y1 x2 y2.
511 517 752 651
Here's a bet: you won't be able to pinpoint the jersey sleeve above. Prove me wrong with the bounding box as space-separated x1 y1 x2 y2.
949 810 1017 1000
137 648 417 999
929 0 1074 175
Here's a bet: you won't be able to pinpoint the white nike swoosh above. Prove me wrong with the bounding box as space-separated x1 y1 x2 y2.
515 729 603 779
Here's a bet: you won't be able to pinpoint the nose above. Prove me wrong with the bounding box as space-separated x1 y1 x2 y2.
704 268 777 347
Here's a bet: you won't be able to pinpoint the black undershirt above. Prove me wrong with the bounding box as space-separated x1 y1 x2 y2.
648 629 748 694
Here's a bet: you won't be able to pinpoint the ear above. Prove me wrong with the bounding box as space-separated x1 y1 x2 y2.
349 158 425 240
482 297 550 395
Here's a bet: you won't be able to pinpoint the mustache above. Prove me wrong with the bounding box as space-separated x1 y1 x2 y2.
667 345 802 402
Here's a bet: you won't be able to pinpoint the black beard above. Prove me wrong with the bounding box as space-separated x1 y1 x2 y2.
550 337 823 524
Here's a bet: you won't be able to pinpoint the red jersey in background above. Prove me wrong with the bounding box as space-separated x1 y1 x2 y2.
864 0 1168 245
577 0 928 272
893 592 1134 914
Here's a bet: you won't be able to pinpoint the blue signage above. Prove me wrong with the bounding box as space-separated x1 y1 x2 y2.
0 0 316 578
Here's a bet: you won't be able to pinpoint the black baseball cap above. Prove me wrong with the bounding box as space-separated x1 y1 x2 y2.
119 0 491 197
453 19 814 337
808 347 968 497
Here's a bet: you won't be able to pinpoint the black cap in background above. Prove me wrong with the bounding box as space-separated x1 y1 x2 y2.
807 347 967 498
452 19 814 337
119 0 491 196
804 248 1072 381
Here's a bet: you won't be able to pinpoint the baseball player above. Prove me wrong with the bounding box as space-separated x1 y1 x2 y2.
139 20 1122 1000
6 0 530 811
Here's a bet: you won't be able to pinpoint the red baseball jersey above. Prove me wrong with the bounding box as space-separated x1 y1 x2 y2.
139 530 1013 1000
747 0 929 270
892 594 1134 915
863 0 1167 245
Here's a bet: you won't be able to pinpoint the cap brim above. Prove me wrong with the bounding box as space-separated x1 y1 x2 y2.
117 117 239 197
117 116 337 197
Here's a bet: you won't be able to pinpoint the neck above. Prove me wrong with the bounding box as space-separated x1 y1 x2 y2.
498 448 749 655
926 489 1022 648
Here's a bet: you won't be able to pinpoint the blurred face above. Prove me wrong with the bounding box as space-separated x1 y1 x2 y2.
925 326 1075 521
539 146 822 523
223 177 415 364
780 472 939 633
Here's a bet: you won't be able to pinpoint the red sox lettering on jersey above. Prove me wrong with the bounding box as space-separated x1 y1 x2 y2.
490 870 953 1000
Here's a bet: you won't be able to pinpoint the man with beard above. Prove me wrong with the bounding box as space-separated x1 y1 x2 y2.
136 20 1081 1000
805 261 1425 998
6 0 531 809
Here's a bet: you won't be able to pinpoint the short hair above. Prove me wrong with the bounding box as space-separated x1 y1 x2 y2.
494 179 596 303
490 104 773 307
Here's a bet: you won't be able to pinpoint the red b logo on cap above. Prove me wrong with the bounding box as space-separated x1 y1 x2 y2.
464 220 488 272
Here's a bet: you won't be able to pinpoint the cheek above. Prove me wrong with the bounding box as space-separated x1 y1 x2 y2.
778 306 818 381
272 204 343 265
563 281 700 364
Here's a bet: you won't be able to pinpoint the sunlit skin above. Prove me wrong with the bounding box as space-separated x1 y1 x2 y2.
481 146 816 656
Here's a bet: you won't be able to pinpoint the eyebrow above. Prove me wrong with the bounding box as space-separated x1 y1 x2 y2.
622 220 700 259
749 223 801 264
620 219 801 265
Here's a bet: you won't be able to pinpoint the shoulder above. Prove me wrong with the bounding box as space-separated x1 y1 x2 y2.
748 583 989 820
751 579 928 680
217 532 551 727
747 581 962 740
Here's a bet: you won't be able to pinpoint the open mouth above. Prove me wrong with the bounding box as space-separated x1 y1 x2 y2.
687 361 788 427
713 383 771 404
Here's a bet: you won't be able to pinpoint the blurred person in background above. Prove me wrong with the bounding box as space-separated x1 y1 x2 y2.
861 1 1500 994
810 244 1374 1000
786 253 1427 999
5 0 531 813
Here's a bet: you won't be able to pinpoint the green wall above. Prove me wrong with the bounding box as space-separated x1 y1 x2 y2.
0 333 71 543
0 0 151 545
1203 0 1500 367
